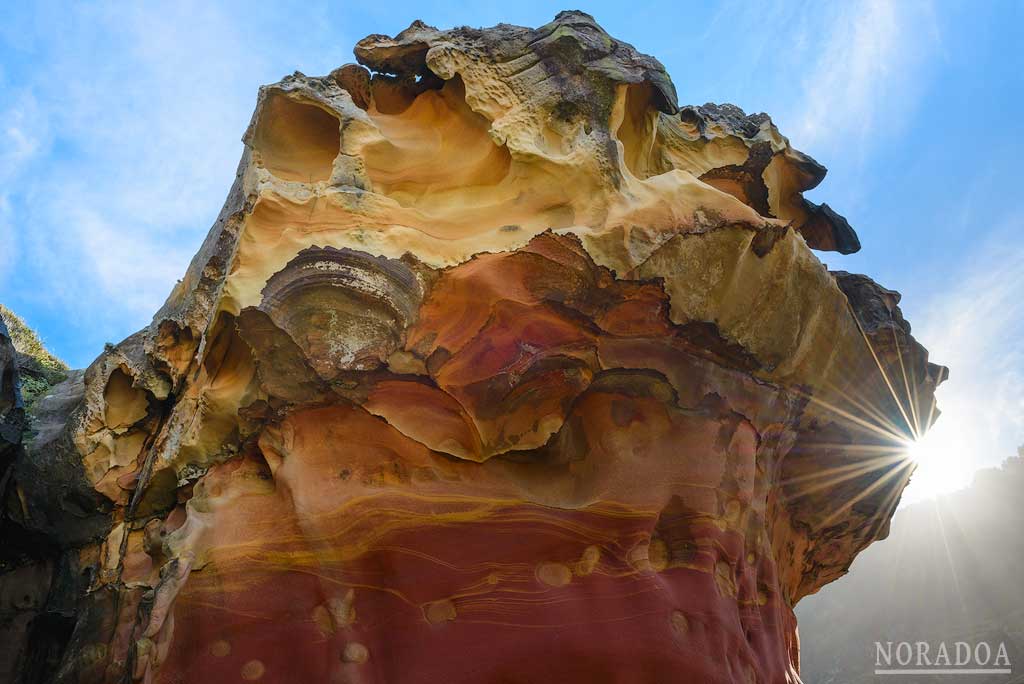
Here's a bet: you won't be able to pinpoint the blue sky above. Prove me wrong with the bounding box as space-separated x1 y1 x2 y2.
0 0 1021 500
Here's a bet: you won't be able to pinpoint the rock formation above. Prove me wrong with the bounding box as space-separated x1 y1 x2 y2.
0 12 946 684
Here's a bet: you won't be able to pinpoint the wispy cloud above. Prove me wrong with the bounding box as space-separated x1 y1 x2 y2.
0 90 46 283
903 214 1024 501
684 0 941 166
791 0 940 156
0 1 350 364
13 3 264 319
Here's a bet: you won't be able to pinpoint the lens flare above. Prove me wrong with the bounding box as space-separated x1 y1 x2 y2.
902 425 972 501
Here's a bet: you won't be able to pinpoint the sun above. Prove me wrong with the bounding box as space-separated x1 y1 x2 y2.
902 425 973 502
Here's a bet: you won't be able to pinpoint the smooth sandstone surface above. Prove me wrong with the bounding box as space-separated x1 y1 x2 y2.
0 12 945 684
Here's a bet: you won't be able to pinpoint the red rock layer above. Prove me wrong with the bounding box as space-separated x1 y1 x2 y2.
148 233 801 683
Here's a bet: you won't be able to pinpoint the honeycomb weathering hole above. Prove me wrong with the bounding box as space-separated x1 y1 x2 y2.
252 93 341 183
363 76 512 206
103 368 148 430
615 82 660 180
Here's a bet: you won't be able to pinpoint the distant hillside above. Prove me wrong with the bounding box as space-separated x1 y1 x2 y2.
0 304 68 408
796 454 1024 683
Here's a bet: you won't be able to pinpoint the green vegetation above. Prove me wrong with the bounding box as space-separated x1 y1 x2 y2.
0 303 69 408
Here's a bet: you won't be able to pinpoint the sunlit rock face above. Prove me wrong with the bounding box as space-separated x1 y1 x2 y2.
0 11 947 684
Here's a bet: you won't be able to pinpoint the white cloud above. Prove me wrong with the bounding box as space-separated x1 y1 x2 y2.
0 1 351 360
0 4 248 328
902 215 1024 502
0 92 48 284
67 204 195 317
794 0 940 155
0 197 15 289
31 3 256 319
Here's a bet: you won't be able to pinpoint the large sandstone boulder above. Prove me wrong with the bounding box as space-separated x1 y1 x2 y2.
0 12 945 684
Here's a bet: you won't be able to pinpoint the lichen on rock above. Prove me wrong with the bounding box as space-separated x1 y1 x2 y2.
0 11 945 684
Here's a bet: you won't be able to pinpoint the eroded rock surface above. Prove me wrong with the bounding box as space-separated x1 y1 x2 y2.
0 11 945 684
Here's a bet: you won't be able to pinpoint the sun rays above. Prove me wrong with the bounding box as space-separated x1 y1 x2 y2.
780 304 945 526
